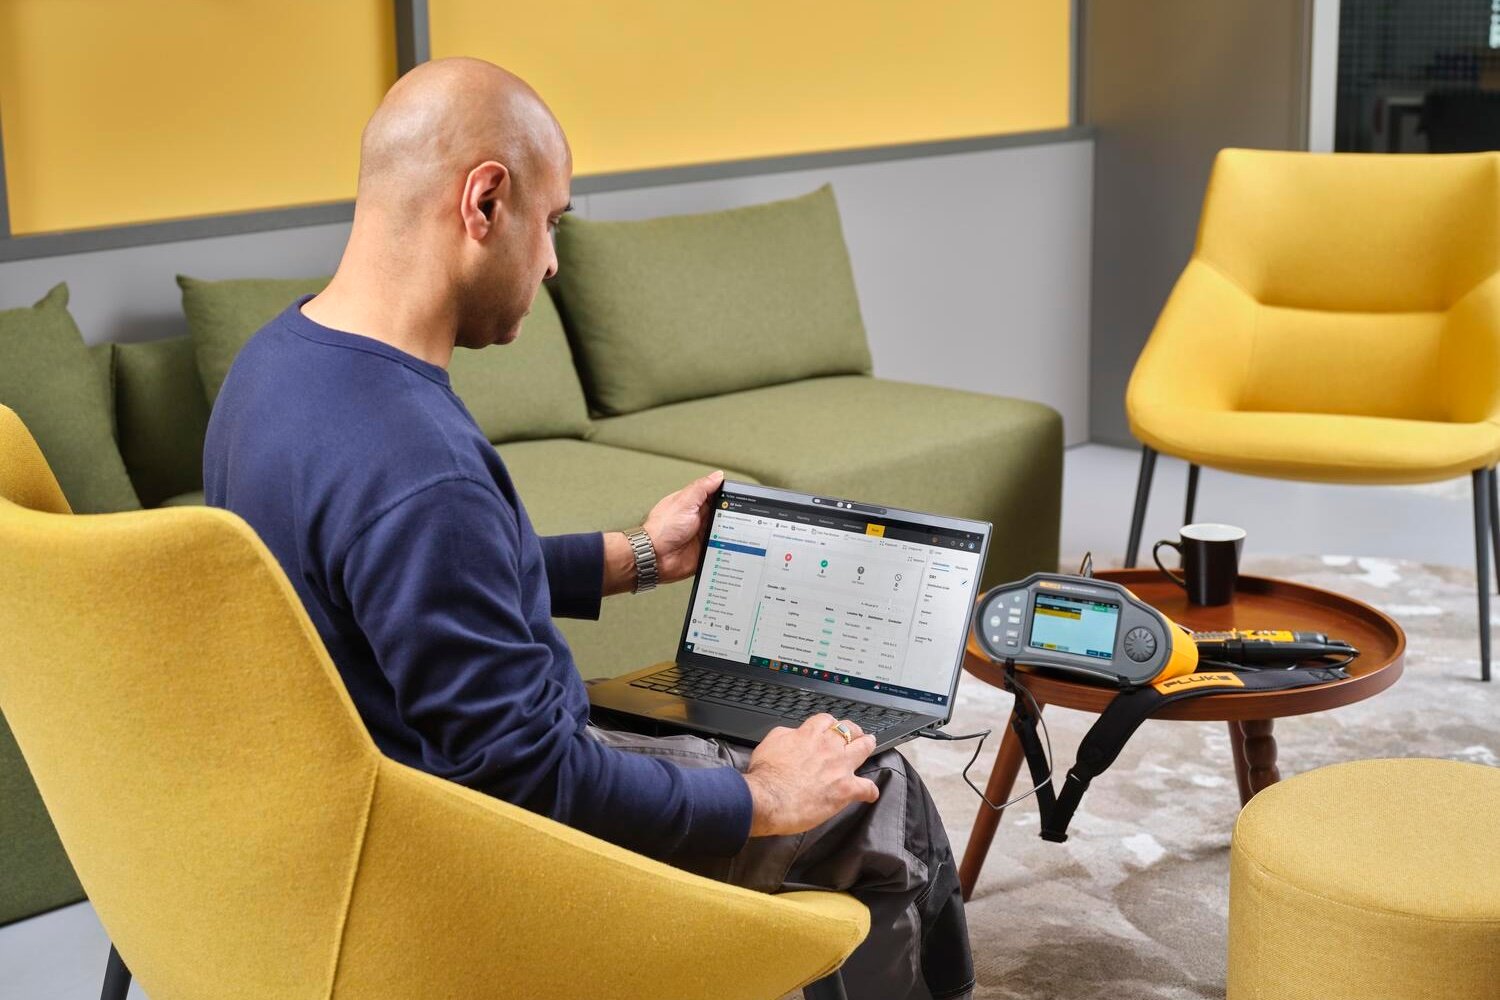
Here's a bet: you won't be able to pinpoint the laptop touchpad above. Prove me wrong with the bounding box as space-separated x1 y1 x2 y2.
650 699 781 743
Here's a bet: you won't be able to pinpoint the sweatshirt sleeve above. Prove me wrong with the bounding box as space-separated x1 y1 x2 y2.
335 475 751 859
538 531 604 620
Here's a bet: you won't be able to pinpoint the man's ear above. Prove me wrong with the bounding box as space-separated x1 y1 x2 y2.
461 160 510 239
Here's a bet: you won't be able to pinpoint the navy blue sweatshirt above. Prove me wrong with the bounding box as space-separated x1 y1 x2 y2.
204 298 751 858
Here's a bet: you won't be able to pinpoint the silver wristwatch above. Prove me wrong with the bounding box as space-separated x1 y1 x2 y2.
625 528 659 593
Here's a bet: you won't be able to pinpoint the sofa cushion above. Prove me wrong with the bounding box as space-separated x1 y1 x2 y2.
496 438 758 678
0 285 140 513
114 337 211 508
590 376 1064 588
179 276 590 442
0 711 84 925
159 490 206 507
552 185 872 416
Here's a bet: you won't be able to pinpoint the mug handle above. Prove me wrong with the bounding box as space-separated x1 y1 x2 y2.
1152 539 1187 589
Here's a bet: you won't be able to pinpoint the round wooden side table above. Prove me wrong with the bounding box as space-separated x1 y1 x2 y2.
958 569 1406 901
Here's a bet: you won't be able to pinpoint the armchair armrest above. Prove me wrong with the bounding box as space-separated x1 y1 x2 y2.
1441 271 1500 424
331 760 868 999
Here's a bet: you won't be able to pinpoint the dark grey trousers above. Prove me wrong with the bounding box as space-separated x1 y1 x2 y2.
587 721 975 1000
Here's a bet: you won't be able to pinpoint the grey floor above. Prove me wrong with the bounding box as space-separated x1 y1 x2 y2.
1 443 1484 1000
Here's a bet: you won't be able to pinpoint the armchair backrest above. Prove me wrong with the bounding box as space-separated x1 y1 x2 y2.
0 403 381 998
1198 149 1500 314
1167 150 1500 422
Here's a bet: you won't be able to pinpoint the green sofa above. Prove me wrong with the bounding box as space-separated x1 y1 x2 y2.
0 184 1063 925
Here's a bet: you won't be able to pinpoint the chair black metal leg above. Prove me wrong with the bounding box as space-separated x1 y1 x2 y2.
1184 463 1201 527
101 944 131 1000
1124 446 1158 568
804 971 849 1000
1488 467 1499 596
1474 469 1492 683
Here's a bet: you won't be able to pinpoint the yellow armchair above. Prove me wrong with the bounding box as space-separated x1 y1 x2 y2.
0 404 867 1000
1124 149 1500 680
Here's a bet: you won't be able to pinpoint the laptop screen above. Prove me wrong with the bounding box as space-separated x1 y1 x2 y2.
677 483 989 709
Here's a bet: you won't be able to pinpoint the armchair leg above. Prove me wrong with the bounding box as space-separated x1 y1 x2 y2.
803 971 849 1000
101 944 131 1000
1473 469 1492 683
1124 446 1157 568
1184 463 1201 527
1488 467 1499 596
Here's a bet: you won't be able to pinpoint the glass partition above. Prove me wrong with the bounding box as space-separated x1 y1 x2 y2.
1337 0 1500 153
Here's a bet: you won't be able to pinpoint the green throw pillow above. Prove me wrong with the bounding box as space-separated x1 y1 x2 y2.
552 184 873 416
0 284 140 513
179 276 590 443
179 274 329 403
88 341 117 442
447 286 592 442
113 336 212 509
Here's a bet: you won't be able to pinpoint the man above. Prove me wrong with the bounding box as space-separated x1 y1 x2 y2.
205 57 972 999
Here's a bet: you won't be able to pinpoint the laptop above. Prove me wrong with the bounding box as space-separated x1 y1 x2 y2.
587 481 993 751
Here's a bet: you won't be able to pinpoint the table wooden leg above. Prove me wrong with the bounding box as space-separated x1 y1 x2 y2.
1228 721 1253 806
1230 719 1281 806
1242 719 1281 795
958 698 1044 901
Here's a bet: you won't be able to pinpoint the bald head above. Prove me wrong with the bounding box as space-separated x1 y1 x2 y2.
315 58 571 356
357 57 568 219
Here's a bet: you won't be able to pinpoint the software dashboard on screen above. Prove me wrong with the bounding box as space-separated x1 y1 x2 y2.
682 489 984 706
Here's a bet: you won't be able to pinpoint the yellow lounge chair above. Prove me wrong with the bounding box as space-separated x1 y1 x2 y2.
1124 149 1500 681
0 403 866 1000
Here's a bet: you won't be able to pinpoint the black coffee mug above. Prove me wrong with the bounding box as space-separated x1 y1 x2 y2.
1153 523 1246 606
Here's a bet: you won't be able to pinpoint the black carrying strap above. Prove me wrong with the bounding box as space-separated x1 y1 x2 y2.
1004 664 1349 843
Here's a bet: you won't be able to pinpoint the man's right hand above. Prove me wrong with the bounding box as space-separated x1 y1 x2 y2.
743 713 880 838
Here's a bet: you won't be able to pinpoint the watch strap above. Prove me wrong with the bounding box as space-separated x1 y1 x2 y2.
625 528 658 593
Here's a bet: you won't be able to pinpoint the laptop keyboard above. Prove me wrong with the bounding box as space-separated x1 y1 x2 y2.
630 664 915 737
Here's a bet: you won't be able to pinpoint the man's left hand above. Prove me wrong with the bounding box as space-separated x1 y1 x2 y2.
643 469 725 585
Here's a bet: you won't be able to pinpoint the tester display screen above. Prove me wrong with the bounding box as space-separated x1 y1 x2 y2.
1029 593 1120 660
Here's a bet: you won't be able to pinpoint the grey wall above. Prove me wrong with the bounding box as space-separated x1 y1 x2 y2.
0 222 353 345
1085 0 1311 446
0 136 1095 444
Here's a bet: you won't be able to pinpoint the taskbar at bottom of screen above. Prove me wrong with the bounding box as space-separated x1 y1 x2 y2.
749 655 947 706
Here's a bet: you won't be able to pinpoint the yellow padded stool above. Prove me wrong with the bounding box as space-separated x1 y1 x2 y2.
1228 759 1500 999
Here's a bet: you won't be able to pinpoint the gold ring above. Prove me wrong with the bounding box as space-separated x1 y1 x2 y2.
828 721 854 745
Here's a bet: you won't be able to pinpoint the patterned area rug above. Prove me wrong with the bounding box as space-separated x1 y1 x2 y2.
885 555 1500 999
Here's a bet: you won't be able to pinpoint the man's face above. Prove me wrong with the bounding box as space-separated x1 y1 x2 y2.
457 138 572 350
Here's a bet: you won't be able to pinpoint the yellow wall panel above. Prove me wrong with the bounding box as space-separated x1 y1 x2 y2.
0 0 396 235
430 0 1070 176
